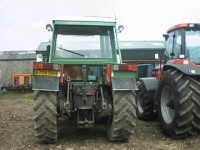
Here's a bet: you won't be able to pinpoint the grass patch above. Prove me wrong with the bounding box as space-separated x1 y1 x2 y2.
0 91 34 100
0 91 8 96
22 92 34 100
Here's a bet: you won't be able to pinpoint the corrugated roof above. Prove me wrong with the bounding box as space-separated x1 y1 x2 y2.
37 42 50 51
36 41 165 51
0 41 165 61
0 51 36 60
119 41 165 50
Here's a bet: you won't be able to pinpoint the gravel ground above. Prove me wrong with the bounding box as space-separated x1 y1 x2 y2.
0 92 199 150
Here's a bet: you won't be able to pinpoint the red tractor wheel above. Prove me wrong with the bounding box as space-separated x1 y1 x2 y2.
158 69 193 138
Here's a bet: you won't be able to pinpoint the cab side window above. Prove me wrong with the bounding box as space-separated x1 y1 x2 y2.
166 30 182 59
166 32 173 58
173 30 182 58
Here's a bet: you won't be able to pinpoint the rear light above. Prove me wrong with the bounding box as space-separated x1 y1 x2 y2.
152 70 161 76
114 64 137 71
33 62 58 70
60 64 64 83
106 64 111 84
152 70 156 76
174 59 189 65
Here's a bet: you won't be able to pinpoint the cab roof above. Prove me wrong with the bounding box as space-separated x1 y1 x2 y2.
52 16 116 26
167 23 200 33
53 16 116 22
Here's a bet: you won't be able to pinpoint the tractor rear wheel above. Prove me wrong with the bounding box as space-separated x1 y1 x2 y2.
189 78 200 133
136 81 155 120
158 69 193 138
107 91 136 141
34 91 58 143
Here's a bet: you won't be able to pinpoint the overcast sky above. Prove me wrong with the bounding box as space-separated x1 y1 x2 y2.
1 0 200 51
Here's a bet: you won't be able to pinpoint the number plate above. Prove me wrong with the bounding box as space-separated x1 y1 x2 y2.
34 70 58 76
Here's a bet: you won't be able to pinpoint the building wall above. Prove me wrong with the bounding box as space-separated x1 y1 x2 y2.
0 60 35 85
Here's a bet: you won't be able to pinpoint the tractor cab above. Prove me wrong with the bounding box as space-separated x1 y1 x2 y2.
164 23 200 64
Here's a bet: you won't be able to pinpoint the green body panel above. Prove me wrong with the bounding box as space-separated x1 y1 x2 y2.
50 58 117 65
113 71 138 78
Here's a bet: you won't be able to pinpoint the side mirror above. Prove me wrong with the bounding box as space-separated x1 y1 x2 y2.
163 34 169 41
170 52 175 57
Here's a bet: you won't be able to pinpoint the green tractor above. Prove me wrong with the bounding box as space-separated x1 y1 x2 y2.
32 17 138 143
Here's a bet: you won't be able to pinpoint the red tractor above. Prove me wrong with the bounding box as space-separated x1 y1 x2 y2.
137 23 200 138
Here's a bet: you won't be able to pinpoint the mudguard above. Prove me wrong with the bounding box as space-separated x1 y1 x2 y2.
111 78 138 91
164 64 200 75
32 76 59 91
139 77 158 92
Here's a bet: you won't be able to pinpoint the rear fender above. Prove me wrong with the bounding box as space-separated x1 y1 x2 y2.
111 78 138 91
164 64 200 75
138 77 158 93
32 76 59 91
32 62 60 91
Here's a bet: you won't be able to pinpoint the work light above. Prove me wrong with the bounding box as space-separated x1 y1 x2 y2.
118 25 124 33
46 24 53 31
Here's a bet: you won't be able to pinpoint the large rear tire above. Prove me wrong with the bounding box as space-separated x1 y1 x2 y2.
34 91 58 143
136 81 155 120
189 78 200 133
158 69 193 138
107 90 136 141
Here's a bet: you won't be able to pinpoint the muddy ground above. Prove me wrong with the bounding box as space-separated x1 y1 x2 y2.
0 92 199 150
